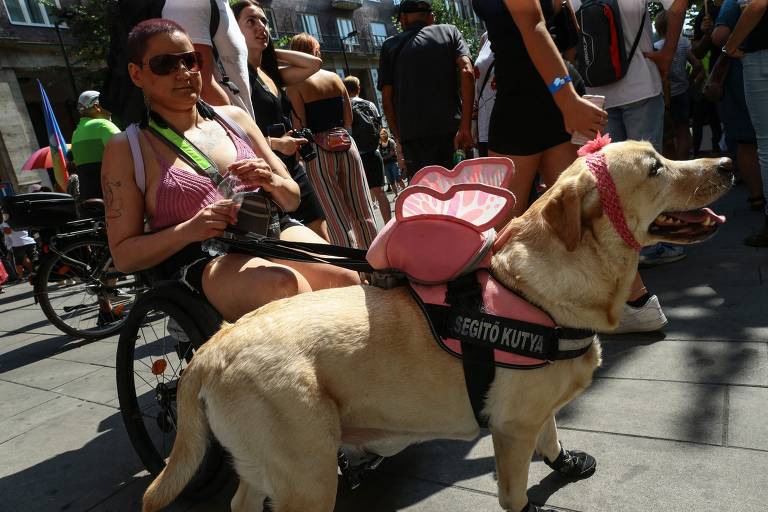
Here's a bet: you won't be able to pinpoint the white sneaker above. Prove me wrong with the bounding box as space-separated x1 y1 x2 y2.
609 294 668 334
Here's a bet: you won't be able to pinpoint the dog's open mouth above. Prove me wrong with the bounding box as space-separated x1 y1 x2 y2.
649 207 726 241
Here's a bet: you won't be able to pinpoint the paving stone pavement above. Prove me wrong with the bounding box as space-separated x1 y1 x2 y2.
0 182 765 512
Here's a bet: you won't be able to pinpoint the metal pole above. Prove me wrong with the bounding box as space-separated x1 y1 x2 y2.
341 37 350 76
54 22 78 102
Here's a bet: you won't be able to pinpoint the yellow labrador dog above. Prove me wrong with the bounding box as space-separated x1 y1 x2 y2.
143 141 732 512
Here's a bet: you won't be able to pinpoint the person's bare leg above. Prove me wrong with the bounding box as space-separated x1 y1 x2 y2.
306 218 330 243
202 254 312 322
489 149 542 228
371 187 391 224
628 272 647 301
275 225 360 291
539 141 578 188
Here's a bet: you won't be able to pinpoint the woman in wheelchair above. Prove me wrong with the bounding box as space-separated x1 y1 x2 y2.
101 18 359 322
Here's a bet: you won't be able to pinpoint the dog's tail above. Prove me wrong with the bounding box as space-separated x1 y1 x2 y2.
142 357 208 512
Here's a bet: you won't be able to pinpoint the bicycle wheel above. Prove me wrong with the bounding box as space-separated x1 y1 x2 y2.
116 285 229 499
35 236 139 340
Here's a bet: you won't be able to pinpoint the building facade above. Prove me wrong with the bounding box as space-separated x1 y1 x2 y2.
0 0 481 195
0 0 78 193
265 0 481 110
264 0 400 108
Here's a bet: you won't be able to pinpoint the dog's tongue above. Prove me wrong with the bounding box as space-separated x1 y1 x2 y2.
667 207 726 224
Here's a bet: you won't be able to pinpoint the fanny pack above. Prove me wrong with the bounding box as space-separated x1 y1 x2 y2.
315 127 352 152
147 109 281 237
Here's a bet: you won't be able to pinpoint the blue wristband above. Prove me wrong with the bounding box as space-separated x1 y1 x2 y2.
548 75 572 94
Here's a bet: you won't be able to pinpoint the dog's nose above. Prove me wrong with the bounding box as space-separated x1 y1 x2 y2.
717 157 733 174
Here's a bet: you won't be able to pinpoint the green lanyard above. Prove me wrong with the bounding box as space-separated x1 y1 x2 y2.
147 116 223 186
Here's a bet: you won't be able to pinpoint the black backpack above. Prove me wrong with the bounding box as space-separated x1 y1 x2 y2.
101 0 231 128
575 0 646 87
350 99 382 154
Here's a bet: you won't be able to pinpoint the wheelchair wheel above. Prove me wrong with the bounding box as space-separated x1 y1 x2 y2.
116 285 230 499
35 236 139 340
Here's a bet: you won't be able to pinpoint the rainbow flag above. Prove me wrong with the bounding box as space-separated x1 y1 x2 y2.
37 80 69 191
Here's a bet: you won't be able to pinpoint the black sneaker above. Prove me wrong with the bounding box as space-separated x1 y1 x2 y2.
543 444 597 481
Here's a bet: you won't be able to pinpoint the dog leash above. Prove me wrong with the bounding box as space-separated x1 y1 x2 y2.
220 233 374 273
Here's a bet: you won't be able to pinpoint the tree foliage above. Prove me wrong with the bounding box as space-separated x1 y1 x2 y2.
42 0 117 91
393 0 482 58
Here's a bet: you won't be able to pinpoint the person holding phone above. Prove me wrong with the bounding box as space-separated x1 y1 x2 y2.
233 0 329 240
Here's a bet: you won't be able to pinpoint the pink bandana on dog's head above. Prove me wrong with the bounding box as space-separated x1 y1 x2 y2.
579 134 643 252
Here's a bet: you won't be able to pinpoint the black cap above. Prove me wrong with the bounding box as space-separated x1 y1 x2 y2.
399 0 432 15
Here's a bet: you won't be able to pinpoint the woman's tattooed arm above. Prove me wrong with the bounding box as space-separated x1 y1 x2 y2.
103 179 123 222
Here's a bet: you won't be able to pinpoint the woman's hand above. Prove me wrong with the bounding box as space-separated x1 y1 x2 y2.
558 94 608 136
271 132 309 156
180 200 239 242
228 158 281 190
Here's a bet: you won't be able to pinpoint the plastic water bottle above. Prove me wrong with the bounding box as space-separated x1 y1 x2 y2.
452 149 466 166
201 173 244 256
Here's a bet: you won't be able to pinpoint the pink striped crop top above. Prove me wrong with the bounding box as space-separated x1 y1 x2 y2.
144 118 258 231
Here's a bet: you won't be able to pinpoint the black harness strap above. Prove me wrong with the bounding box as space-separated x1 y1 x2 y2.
424 304 594 361
444 274 495 428
418 273 595 428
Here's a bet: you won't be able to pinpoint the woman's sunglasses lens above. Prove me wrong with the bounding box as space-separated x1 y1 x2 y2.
148 53 200 75
180 52 201 72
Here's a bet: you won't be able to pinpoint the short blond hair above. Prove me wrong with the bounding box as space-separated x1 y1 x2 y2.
343 76 360 95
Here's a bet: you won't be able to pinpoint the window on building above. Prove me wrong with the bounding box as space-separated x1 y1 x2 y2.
299 13 322 41
337 18 358 46
370 22 387 48
265 8 279 38
443 0 465 18
4 0 61 26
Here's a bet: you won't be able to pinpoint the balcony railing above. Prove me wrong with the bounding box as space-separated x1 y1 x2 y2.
330 0 363 10
279 31 386 56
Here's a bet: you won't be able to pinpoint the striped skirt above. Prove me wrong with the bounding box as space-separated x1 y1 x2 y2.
305 140 378 249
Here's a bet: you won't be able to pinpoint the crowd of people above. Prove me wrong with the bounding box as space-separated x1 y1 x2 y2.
3 0 767 328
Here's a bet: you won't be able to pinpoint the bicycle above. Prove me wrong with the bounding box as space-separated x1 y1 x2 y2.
34 218 144 340
2 190 143 340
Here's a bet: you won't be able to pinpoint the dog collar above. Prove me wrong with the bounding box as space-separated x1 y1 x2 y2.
585 152 643 252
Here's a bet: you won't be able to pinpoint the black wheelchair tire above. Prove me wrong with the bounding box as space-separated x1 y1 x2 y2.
116 284 231 500
35 237 132 340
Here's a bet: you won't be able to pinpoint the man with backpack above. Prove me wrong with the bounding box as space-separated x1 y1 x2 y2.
344 76 391 224
574 0 687 150
574 0 688 334
377 0 474 178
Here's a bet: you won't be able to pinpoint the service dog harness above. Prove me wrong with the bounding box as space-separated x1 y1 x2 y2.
224 149 627 428
365 158 596 426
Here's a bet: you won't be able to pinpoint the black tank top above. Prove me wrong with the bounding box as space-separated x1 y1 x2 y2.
248 66 296 169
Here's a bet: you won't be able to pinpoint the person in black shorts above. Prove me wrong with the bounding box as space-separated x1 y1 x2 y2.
233 0 329 241
472 0 607 221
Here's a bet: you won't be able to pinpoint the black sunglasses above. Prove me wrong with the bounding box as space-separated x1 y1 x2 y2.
143 51 202 75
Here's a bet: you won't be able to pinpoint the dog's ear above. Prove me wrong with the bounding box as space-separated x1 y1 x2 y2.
540 180 584 252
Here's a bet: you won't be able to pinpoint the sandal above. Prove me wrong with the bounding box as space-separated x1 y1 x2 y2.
748 196 766 212
543 444 597 481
